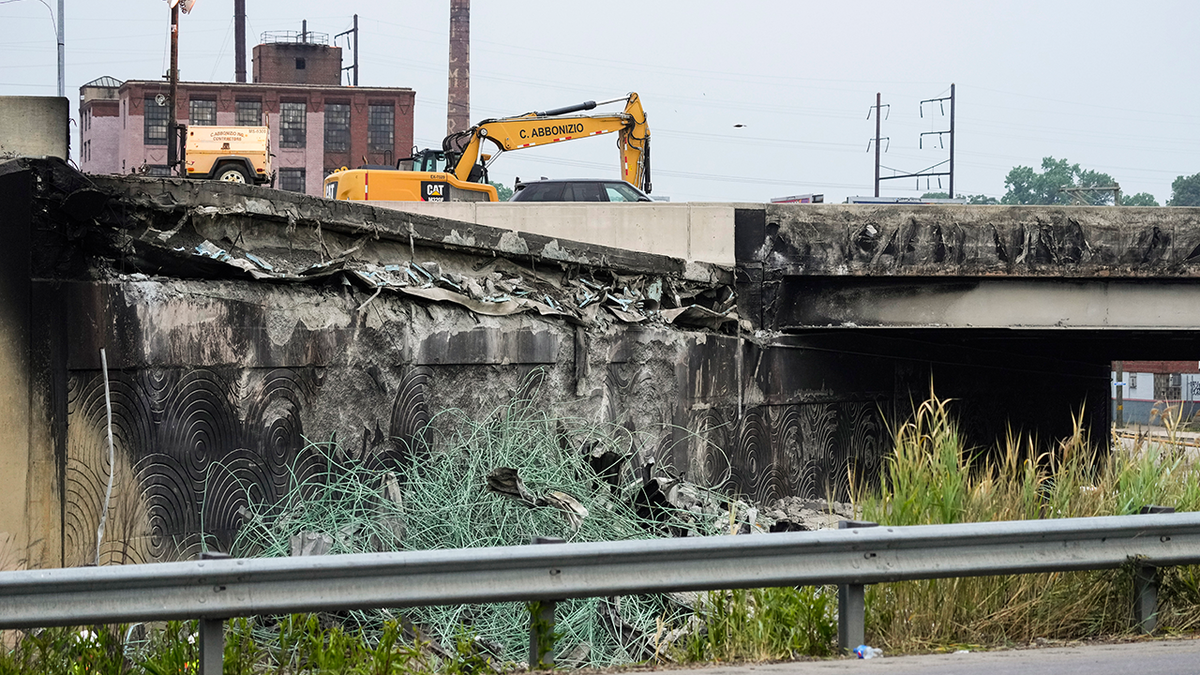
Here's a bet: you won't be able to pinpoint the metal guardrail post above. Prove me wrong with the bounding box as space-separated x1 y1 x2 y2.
199 618 223 675
1132 563 1158 634
837 520 877 652
198 551 230 675
528 536 565 669
1133 506 1173 633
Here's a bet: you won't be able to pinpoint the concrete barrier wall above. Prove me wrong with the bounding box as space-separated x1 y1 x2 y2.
374 201 737 267
0 97 69 160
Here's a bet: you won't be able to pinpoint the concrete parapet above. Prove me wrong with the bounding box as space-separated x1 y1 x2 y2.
0 97 69 160
375 201 737 267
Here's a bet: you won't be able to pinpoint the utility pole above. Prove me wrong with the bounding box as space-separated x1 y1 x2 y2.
868 93 890 197
948 83 955 198
56 0 64 97
874 93 881 197
879 84 954 196
335 15 359 86
167 1 180 174
1115 361 1125 428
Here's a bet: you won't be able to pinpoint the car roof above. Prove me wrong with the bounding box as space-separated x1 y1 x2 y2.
517 178 625 184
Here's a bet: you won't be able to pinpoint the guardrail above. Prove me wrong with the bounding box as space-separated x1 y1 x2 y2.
2 511 1199 674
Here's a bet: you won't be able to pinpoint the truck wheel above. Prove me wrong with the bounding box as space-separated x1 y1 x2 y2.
216 164 250 183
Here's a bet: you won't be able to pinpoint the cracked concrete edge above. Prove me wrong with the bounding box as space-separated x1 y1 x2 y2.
751 202 1200 277
80 169 734 284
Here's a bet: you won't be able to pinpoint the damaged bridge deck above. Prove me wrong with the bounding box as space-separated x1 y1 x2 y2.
2 158 888 571
6 157 1198 572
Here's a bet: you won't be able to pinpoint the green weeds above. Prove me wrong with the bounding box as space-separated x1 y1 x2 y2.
7 391 1200 670
858 393 1200 652
0 616 480 675
676 586 837 662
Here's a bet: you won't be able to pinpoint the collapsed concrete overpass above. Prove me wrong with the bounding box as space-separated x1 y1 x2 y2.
2 157 1198 571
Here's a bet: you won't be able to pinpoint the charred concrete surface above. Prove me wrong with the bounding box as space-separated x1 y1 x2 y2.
9 160 1195 571
737 204 1200 454
2 158 889 570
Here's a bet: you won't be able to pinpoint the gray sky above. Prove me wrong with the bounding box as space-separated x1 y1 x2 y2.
3 0 1198 203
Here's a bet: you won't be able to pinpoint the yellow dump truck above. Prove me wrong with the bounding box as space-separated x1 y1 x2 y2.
184 126 272 185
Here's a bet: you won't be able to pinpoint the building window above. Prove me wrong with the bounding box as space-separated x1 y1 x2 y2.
279 102 307 148
144 97 169 145
278 168 306 193
146 165 172 177
324 103 350 152
368 104 394 153
295 58 306 70
189 99 216 126
235 100 262 126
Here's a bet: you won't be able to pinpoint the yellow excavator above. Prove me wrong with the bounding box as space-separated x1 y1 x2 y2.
323 93 650 202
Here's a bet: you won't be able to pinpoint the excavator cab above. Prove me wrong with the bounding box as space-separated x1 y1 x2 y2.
406 148 448 172
403 147 490 182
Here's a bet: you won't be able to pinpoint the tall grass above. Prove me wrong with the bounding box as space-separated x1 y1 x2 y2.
678 393 1200 662
0 617 472 675
675 587 838 663
859 393 1200 651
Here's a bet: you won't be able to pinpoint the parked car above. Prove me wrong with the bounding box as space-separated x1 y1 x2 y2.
509 178 653 202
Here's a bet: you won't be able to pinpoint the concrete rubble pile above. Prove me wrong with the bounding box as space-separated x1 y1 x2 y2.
178 239 743 330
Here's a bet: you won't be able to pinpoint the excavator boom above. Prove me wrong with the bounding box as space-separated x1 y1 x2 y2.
445 92 650 192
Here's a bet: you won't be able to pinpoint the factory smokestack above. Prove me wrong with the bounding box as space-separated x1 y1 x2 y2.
446 0 470 135
235 0 246 82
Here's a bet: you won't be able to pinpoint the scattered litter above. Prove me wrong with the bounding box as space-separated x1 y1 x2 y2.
543 491 589 531
853 645 883 659
290 531 333 557
487 467 592 531
194 240 229 261
244 252 273 271
486 466 540 507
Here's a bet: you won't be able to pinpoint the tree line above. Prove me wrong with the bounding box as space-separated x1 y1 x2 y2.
922 158 1200 206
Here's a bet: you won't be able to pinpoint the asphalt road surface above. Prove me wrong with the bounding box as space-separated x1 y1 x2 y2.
665 638 1200 675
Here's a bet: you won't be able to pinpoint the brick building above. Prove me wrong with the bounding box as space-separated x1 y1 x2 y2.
78 33 414 197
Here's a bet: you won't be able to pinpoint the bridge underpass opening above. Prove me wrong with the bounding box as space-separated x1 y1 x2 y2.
766 328 1200 452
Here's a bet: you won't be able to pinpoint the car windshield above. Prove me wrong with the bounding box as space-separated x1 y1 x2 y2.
604 183 644 202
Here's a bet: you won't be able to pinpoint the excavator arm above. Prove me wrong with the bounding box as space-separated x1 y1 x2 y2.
443 92 651 193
